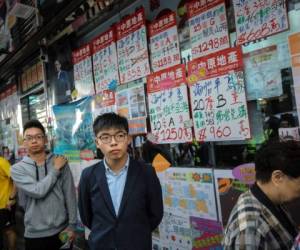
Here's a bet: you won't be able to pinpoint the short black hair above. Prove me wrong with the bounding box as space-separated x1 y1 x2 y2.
255 140 300 183
23 119 46 135
93 113 129 136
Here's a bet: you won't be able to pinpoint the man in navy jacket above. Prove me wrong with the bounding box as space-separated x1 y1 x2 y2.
78 113 163 250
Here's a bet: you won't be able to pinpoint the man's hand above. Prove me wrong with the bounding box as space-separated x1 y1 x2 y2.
60 228 76 242
53 155 67 171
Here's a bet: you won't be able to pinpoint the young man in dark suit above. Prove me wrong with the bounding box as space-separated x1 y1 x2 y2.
78 113 163 250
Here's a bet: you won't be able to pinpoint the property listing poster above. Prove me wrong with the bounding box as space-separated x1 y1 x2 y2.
233 0 289 45
116 83 147 135
187 0 230 59
72 44 95 97
153 168 222 250
93 90 116 118
92 28 120 93
149 11 181 72
147 64 192 144
52 97 96 162
116 8 150 84
243 45 283 100
188 47 251 141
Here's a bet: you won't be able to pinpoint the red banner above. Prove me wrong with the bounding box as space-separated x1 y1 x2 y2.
148 11 177 37
116 8 145 40
147 64 186 93
187 0 223 18
92 28 115 53
72 44 92 64
188 47 243 83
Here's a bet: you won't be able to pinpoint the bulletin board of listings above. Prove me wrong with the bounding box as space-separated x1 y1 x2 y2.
66 0 291 144
188 47 251 141
153 168 223 250
92 28 120 93
147 64 192 144
116 8 150 84
187 0 230 59
232 0 289 45
72 44 95 98
149 11 181 72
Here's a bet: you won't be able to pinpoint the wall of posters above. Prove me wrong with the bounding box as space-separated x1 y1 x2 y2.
92 28 120 93
188 47 250 141
233 0 289 45
52 97 95 162
149 11 181 72
116 8 150 84
147 64 192 144
72 44 95 98
116 83 147 135
187 0 229 59
243 45 283 100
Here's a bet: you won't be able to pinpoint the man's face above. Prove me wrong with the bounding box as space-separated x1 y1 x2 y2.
95 128 130 161
54 60 61 72
23 127 46 155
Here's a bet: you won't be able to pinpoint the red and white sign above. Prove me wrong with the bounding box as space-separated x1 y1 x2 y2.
233 0 289 45
116 8 150 84
149 11 181 72
188 0 230 59
147 65 193 144
188 47 250 142
72 43 95 97
188 46 243 83
147 64 186 93
92 28 120 93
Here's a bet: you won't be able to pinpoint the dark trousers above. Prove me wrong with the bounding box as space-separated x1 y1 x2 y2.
25 233 65 250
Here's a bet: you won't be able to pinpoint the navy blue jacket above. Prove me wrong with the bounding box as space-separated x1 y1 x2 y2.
78 158 163 250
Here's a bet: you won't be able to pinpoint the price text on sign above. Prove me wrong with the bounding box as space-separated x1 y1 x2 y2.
117 8 150 83
92 28 119 93
188 0 230 59
72 44 94 97
147 64 192 143
149 11 181 72
149 85 193 143
190 72 250 141
233 0 288 45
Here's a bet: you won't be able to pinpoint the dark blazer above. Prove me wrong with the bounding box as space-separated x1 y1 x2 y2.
78 158 163 250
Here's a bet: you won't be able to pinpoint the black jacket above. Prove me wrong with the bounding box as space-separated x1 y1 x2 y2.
78 158 163 250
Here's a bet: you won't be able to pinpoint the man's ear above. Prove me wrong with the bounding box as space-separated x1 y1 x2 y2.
95 138 100 148
271 170 285 186
45 135 48 144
